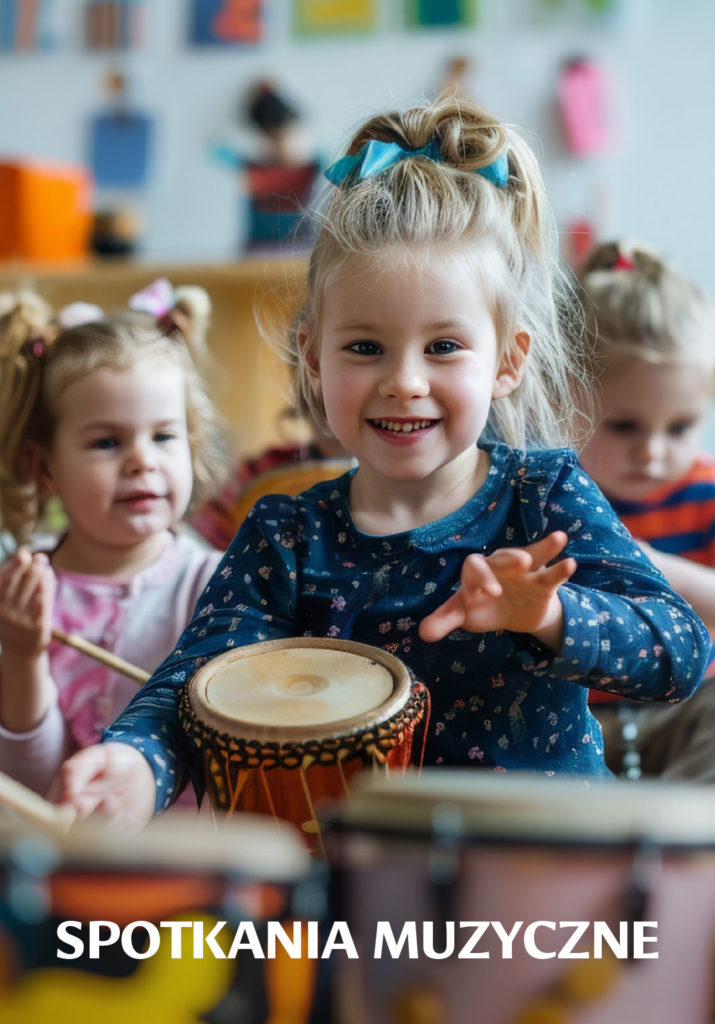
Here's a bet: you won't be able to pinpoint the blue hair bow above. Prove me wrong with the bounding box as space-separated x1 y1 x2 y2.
324 138 509 188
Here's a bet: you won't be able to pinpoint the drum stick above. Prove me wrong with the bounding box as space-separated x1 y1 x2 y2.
0 770 76 833
51 628 151 685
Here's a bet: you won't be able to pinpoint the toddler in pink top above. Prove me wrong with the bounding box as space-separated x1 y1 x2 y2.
0 283 226 796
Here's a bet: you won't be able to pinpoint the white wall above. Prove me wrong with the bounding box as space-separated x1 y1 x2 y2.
0 0 713 288
2 0 714 451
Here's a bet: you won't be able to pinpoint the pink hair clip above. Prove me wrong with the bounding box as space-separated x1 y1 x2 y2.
22 335 47 359
129 278 174 319
56 301 104 329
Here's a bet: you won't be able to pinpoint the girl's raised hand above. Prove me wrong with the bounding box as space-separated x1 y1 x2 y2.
418 531 576 651
58 742 157 831
0 549 55 658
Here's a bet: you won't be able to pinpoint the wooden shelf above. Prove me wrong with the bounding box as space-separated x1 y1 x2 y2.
0 257 308 457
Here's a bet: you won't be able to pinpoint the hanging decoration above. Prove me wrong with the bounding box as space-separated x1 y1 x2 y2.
558 57 613 157
0 0 55 50
88 72 153 189
294 0 375 37
535 0 619 18
84 0 145 50
405 0 477 29
189 0 263 46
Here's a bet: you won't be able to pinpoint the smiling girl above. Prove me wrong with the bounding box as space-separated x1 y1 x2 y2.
60 97 709 827
0 288 225 795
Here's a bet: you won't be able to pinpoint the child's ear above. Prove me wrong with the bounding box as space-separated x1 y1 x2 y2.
21 441 57 497
493 330 530 399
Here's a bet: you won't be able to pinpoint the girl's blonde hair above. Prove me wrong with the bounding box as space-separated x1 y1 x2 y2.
279 95 592 450
578 241 715 383
0 286 226 544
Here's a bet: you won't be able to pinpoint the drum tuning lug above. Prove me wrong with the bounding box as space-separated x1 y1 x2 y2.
292 869 330 921
427 803 464 942
623 839 661 964
617 706 642 781
7 834 61 923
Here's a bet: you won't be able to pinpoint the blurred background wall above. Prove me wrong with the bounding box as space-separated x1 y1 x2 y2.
0 0 713 451
0 0 712 289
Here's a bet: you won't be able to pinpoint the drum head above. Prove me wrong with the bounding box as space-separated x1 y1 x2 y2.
0 810 309 879
187 637 412 744
328 769 715 849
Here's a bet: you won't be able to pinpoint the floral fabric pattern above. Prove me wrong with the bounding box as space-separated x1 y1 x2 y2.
103 444 710 812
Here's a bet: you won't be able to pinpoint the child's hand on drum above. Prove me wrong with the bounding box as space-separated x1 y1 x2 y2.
418 531 576 652
58 743 156 830
0 549 55 658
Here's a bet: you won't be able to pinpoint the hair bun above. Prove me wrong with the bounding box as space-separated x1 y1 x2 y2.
580 239 665 280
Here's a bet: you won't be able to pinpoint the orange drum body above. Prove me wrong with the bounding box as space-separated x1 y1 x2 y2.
179 638 429 841
0 812 316 1023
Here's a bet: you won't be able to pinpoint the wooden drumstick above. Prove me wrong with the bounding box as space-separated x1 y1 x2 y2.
0 770 76 833
51 628 150 685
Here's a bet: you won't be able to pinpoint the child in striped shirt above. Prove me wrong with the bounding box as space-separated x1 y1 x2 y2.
579 240 715 780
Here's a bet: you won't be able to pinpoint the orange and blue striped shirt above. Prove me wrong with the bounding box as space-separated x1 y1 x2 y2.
592 454 715 702
613 455 715 570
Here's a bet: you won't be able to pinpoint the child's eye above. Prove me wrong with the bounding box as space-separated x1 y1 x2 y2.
154 432 178 443
89 437 119 450
606 420 639 435
427 339 459 355
347 341 381 356
667 420 696 437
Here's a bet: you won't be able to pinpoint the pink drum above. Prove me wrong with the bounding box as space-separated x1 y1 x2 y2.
324 770 715 1024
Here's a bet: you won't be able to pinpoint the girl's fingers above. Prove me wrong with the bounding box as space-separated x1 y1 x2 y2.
420 556 502 642
537 556 577 589
487 547 532 576
59 746 108 799
526 531 569 570
462 553 503 595
488 533 571 582
0 549 33 603
14 558 49 610
61 792 105 822
419 595 466 643
420 540 576 643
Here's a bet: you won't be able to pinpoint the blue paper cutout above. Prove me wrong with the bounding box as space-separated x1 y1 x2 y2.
89 112 152 189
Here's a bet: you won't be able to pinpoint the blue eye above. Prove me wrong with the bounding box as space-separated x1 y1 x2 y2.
154 432 177 443
348 341 381 356
427 339 459 355
90 437 119 450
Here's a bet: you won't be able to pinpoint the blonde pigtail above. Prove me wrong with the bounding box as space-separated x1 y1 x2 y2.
163 285 230 507
170 285 212 369
0 292 55 543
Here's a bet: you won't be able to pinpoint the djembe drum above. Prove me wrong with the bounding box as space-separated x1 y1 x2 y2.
0 810 316 1022
179 638 429 846
324 770 715 1024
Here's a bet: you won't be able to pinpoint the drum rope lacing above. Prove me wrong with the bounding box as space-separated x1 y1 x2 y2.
178 683 429 772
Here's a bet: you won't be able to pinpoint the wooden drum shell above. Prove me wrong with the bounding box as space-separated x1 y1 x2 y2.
179 638 429 835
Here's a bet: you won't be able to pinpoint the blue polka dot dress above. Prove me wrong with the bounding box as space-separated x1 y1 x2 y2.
103 444 710 811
